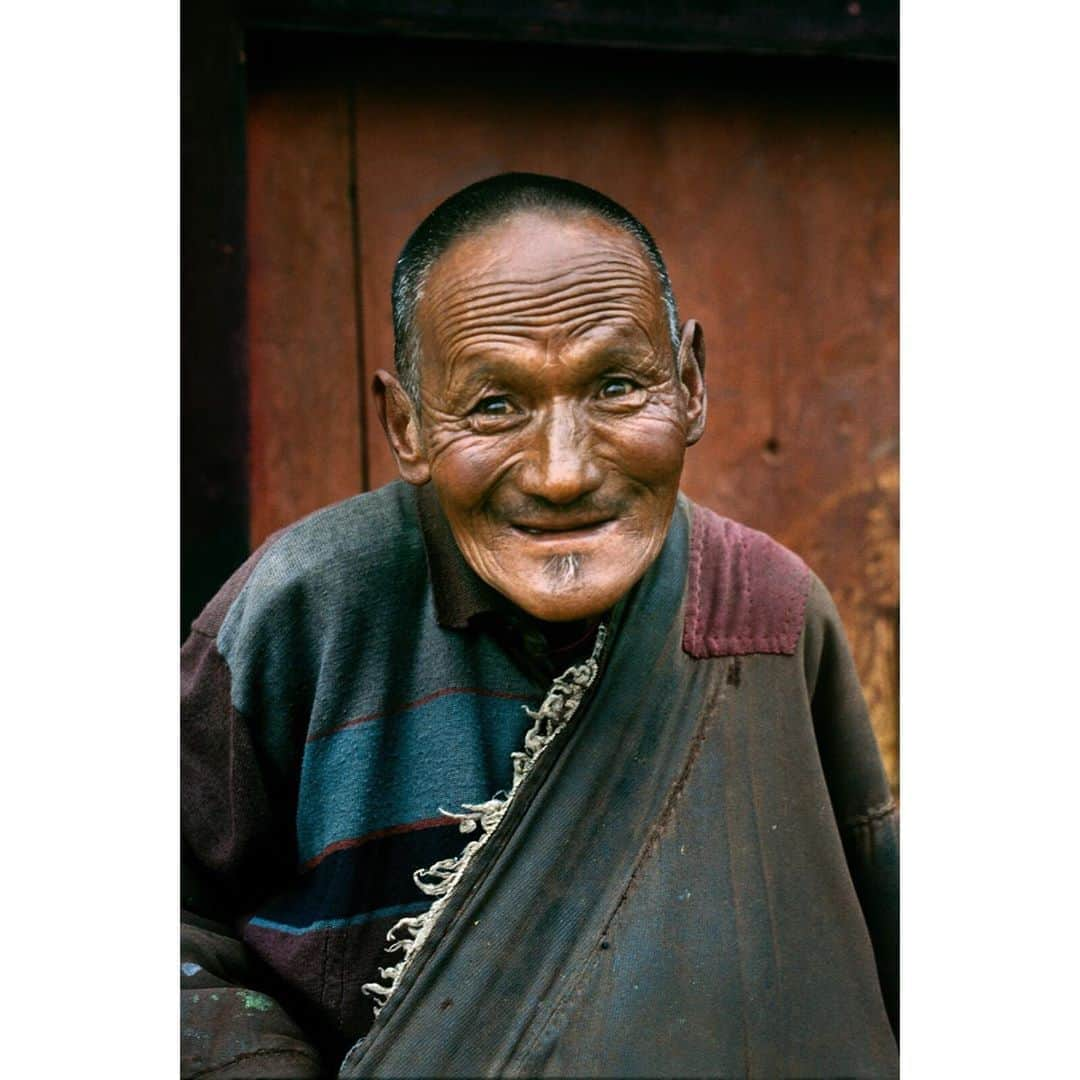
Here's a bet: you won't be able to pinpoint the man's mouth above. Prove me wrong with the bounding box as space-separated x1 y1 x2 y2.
510 517 616 540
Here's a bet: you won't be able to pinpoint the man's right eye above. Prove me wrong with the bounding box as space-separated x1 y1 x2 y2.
473 396 513 416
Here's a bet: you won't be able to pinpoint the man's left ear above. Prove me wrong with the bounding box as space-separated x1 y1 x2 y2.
677 319 707 446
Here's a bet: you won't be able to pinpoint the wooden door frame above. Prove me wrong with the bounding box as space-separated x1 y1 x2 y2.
180 0 898 633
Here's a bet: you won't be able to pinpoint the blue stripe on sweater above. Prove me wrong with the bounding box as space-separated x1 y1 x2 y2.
256 818 465 928
247 899 431 936
296 689 535 865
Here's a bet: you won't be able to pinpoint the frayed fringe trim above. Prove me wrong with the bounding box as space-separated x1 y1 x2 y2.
360 624 608 1016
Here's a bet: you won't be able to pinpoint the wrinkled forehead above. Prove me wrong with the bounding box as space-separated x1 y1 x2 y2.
416 209 669 361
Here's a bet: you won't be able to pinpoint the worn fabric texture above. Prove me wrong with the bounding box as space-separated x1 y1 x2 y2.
181 480 898 1078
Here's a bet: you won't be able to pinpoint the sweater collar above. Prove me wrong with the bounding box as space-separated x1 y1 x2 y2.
413 482 514 629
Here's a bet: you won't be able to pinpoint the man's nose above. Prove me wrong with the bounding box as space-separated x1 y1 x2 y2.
517 404 603 505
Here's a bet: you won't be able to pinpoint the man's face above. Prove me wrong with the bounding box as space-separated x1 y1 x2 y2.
398 210 704 622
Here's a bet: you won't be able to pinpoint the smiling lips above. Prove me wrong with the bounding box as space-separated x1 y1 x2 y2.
511 517 617 541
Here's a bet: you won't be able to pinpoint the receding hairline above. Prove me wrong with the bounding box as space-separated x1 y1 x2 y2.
418 205 670 307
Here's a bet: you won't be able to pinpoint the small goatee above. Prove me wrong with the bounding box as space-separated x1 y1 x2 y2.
543 552 583 589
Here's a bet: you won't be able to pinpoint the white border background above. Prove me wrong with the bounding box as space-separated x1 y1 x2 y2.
2 2 179 1074
901 1 1079 1072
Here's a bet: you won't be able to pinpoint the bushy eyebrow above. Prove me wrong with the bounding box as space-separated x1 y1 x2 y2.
436 356 524 407
434 314 667 398
451 340 652 381
445 350 524 382
565 336 670 379
566 318 666 363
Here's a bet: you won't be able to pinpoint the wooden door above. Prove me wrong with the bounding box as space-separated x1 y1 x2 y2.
246 33 898 793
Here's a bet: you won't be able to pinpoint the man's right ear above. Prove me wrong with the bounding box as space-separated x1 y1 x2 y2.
372 370 431 486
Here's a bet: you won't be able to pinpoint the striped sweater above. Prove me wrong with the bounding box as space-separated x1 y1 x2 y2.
182 481 596 1071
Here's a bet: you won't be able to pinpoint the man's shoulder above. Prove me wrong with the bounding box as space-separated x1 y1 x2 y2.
680 498 814 659
190 481 424 641
249 480 422 585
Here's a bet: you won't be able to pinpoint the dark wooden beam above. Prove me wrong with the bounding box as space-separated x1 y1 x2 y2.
181 0 250 636
236 1 897 61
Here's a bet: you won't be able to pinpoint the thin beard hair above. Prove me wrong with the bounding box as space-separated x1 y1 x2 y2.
543 553 582 590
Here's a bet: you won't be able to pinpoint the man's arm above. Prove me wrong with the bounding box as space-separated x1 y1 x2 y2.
803 575 899 1040
181 910 321 1079
181 565 322 1079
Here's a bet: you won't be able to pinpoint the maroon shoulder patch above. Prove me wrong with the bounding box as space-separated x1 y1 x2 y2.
682 504 812 658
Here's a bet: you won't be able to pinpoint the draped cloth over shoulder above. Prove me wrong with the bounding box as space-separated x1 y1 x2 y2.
339 497 898 1079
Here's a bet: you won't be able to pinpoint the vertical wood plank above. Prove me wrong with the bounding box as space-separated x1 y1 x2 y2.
247 77 363 546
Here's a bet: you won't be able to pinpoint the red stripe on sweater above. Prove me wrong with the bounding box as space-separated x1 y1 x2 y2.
299 815 460 873
306 685 535 744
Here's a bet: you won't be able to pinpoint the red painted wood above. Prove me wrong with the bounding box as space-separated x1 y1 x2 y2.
246 77 364 547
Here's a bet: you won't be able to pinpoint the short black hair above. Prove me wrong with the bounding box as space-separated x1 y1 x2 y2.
391 172 680 404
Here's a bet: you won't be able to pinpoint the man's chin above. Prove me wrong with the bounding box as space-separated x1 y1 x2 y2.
461 524 666 623
491 561 634 624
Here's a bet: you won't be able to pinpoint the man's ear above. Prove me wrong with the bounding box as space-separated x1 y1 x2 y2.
677 319 707 447
373 369 431 485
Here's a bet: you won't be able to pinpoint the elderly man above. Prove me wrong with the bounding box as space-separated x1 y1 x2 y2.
182 173 898 1078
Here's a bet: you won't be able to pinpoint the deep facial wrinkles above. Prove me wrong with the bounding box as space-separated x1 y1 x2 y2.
435 298 661 381
435 247 655 291
435 259 657 318
443 295 650 332
441 292 653 328
428 253 659 346
440 315 657 375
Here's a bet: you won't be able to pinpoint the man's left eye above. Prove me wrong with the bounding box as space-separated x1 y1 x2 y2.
599 378 638 398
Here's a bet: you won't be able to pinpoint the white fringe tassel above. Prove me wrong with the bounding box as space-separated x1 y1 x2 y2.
360 624 608 1016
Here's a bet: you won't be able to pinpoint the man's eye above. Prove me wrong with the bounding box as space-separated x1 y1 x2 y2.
599 378 638 399
473 396 513 416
